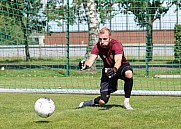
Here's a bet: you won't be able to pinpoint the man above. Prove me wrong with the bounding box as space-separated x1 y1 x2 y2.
79 27 134 110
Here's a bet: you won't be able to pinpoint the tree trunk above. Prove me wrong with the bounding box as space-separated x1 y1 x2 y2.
147 16 153 61
22 20 31 62
84 0 99 58
25 44 30 62
24 31 30 62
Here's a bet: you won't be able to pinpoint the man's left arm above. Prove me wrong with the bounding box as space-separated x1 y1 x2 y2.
114 54 122 70
105 54 122 78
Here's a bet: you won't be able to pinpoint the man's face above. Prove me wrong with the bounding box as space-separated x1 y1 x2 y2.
99 31 111 48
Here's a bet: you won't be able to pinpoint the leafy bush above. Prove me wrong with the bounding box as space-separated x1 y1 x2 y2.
174 24 181 62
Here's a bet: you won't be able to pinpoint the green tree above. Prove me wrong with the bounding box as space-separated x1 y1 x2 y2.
174 24 181 62
43 0 180 61
43 0 119 56
73 0 99 57
0 0 45 61
119 0 179 61
0 15 23 45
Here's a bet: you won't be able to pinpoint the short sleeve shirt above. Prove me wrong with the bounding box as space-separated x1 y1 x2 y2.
91 39 129 68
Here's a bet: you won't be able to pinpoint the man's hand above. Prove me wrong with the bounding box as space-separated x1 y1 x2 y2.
79 60 89 70
105 67 117 78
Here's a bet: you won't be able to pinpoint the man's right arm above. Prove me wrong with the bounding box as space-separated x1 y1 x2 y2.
85 54 98 67
79 54 97 70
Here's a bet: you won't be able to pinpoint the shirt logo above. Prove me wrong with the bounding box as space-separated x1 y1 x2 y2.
103 55 106 58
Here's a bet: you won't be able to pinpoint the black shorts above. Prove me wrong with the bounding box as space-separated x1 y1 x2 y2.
100 64 133 93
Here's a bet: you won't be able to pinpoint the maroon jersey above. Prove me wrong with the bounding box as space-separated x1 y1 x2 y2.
91 39 129 68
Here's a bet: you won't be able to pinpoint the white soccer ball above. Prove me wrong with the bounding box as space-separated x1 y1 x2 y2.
34 97 55 118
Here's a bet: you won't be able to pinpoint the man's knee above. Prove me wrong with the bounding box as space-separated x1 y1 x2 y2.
99 94 110 105
99 99 106 105
120 65 133 79
125 70 133 79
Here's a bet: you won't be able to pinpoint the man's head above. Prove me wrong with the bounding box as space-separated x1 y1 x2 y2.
99 27 112 48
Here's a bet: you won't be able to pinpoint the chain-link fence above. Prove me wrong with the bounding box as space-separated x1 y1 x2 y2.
0 0 181 95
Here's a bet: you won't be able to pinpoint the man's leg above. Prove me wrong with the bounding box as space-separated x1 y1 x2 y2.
79 91 110 108
79 99 95 108
123 77 133 110
117 64 134 110
94 91 110 105
79 75 116 108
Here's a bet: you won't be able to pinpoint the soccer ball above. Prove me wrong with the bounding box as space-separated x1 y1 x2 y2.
34 97 55 118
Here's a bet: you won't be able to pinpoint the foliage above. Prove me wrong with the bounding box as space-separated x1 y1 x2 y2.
174 24 181 62
42 0 180 60
43 0 74 27
43 0 121 55
119 0 179 27
116 0 178 61
44 0 121 26
0 16 24 45
0 0 46 61
0 0 45 33
72 0 121 25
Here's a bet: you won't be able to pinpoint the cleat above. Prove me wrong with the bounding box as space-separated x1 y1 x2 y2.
123 102 134 110
79 102 84 108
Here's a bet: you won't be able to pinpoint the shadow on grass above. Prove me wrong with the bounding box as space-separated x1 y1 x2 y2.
97 104 124 110
34 120 51 123
75 104 124 110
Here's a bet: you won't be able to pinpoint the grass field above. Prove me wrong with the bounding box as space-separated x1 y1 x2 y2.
0 57 181 129
1 93 181 129
0 68 180 91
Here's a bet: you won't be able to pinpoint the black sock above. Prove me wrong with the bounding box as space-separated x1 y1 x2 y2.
83 100 95 106
94 96 101 104
124 78 133 98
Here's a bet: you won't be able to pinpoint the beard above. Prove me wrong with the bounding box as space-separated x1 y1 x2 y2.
100 41 111 49
100 44 109 48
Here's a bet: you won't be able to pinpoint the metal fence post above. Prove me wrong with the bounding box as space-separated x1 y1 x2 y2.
145 0 149 77
66 0 70 76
